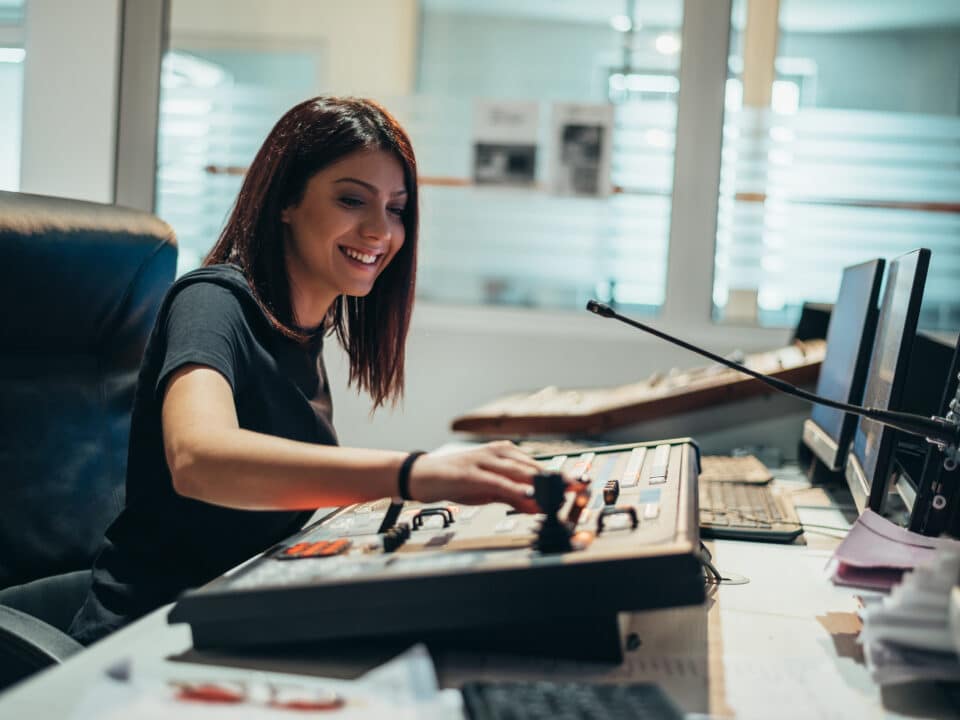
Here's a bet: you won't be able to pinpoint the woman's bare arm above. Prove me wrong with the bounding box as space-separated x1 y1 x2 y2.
162 364 540 512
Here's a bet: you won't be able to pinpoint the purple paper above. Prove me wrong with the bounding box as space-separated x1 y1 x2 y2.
833 510 960 570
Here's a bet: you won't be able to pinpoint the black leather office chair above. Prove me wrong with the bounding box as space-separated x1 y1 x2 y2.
0 191 177 690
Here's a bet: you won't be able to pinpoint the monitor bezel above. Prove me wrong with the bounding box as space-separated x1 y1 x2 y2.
844 450 872 514
855 248 931 513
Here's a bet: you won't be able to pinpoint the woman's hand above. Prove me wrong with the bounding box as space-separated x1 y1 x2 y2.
406 441 542 513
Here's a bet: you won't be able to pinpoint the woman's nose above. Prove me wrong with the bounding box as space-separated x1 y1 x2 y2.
361 208 391 241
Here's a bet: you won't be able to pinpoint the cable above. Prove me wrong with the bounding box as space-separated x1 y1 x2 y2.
697 541 723 583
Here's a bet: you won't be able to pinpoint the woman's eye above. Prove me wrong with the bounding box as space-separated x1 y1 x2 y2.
339 197 363 208
388 206 406 217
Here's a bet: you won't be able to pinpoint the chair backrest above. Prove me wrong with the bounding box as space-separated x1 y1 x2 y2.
0 191 177 589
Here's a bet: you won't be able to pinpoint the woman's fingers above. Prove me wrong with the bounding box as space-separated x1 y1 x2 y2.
467 469 540 513
487 440 542 470
478 456 539 485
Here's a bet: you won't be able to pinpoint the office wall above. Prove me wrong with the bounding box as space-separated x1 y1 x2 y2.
419 12 622 101
781 28 960 115
20 0 121 202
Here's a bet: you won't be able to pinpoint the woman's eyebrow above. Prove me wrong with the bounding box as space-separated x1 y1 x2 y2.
334 177 407 197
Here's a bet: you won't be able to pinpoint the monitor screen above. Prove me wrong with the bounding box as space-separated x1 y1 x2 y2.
846 249 931 513
803 259 884 471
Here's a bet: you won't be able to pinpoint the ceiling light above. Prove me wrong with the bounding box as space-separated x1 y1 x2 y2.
610 15 632 32
655 33 681 55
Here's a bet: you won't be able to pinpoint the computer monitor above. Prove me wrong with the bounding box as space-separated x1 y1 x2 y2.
845 248 930 514
801 259 884 473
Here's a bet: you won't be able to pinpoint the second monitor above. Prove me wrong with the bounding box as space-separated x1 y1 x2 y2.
844 248 953 516
801 258 884 476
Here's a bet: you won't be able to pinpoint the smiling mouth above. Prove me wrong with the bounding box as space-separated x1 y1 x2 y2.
339 246 382 266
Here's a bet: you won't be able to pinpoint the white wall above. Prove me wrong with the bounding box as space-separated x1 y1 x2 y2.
20 0 121 202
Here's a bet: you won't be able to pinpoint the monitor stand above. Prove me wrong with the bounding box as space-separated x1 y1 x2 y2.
804 456 845 487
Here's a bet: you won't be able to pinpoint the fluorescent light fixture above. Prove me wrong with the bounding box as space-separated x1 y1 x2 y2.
644 128 671 149
0 48 25 63
655 33 681 55
609 14 632 32
625 74 679 94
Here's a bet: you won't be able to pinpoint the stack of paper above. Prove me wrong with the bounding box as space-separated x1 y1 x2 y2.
856 541 960 684
825 511 960 684
828 510 960 591
69 644 463 720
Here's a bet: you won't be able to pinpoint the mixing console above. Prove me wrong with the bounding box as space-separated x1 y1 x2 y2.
169 439 704 661
451 340 826 436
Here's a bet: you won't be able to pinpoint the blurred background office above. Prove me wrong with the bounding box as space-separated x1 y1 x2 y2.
1 0 957 453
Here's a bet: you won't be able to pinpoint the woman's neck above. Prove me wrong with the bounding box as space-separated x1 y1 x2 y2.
286 267 335 330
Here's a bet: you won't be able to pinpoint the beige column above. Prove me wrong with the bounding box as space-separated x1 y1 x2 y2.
741 0 780 108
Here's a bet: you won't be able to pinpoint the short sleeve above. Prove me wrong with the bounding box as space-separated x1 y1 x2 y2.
156 282 247 399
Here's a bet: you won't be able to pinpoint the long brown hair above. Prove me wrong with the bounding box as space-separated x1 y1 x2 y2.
205 97 419 409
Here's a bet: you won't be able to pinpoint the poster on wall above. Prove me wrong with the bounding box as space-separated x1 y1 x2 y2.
472 100 539 186
550 102 614 197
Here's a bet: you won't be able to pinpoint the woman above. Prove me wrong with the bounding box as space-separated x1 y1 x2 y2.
69 97 540 644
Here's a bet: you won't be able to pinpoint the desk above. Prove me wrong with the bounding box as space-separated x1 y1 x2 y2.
1 498 957 718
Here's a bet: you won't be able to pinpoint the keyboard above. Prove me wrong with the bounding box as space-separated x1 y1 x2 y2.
461 681 684 720
699 477 803 542
699 454 773 484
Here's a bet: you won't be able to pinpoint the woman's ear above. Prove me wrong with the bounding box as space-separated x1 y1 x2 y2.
280 206 292 224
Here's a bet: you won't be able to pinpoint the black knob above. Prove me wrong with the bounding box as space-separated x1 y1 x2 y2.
533 472 566 515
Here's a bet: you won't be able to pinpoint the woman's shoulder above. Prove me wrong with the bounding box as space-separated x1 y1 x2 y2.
164 263 263 324
169 263 253 305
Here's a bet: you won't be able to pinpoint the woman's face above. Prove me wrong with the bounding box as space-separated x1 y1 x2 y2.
281 148 407 310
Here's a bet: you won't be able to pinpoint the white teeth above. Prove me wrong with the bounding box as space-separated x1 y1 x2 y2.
342 247 378 265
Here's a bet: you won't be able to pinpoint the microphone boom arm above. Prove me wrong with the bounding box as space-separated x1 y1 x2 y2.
585 300 960 457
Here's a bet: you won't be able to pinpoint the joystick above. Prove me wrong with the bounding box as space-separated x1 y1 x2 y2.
533 472 574 553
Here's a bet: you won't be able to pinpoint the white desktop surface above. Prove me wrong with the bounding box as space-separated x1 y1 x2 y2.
0 504 957 718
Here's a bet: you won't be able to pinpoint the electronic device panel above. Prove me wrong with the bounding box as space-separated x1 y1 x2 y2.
801 259 884 472
845 249 930 514
169 439 704 662
909 333 960 537
451 342 825 437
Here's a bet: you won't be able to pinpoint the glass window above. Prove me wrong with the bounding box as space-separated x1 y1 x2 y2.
155 39 321 275
400 1 683 312
156 1 683 316
0 0 25 192
715 0 960 331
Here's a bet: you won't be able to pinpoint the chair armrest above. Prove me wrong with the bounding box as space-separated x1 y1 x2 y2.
0 605 84 691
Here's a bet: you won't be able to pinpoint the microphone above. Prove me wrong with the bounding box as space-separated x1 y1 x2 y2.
585 300 960 455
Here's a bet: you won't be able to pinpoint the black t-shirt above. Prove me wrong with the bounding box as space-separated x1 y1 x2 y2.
69 264 338 644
